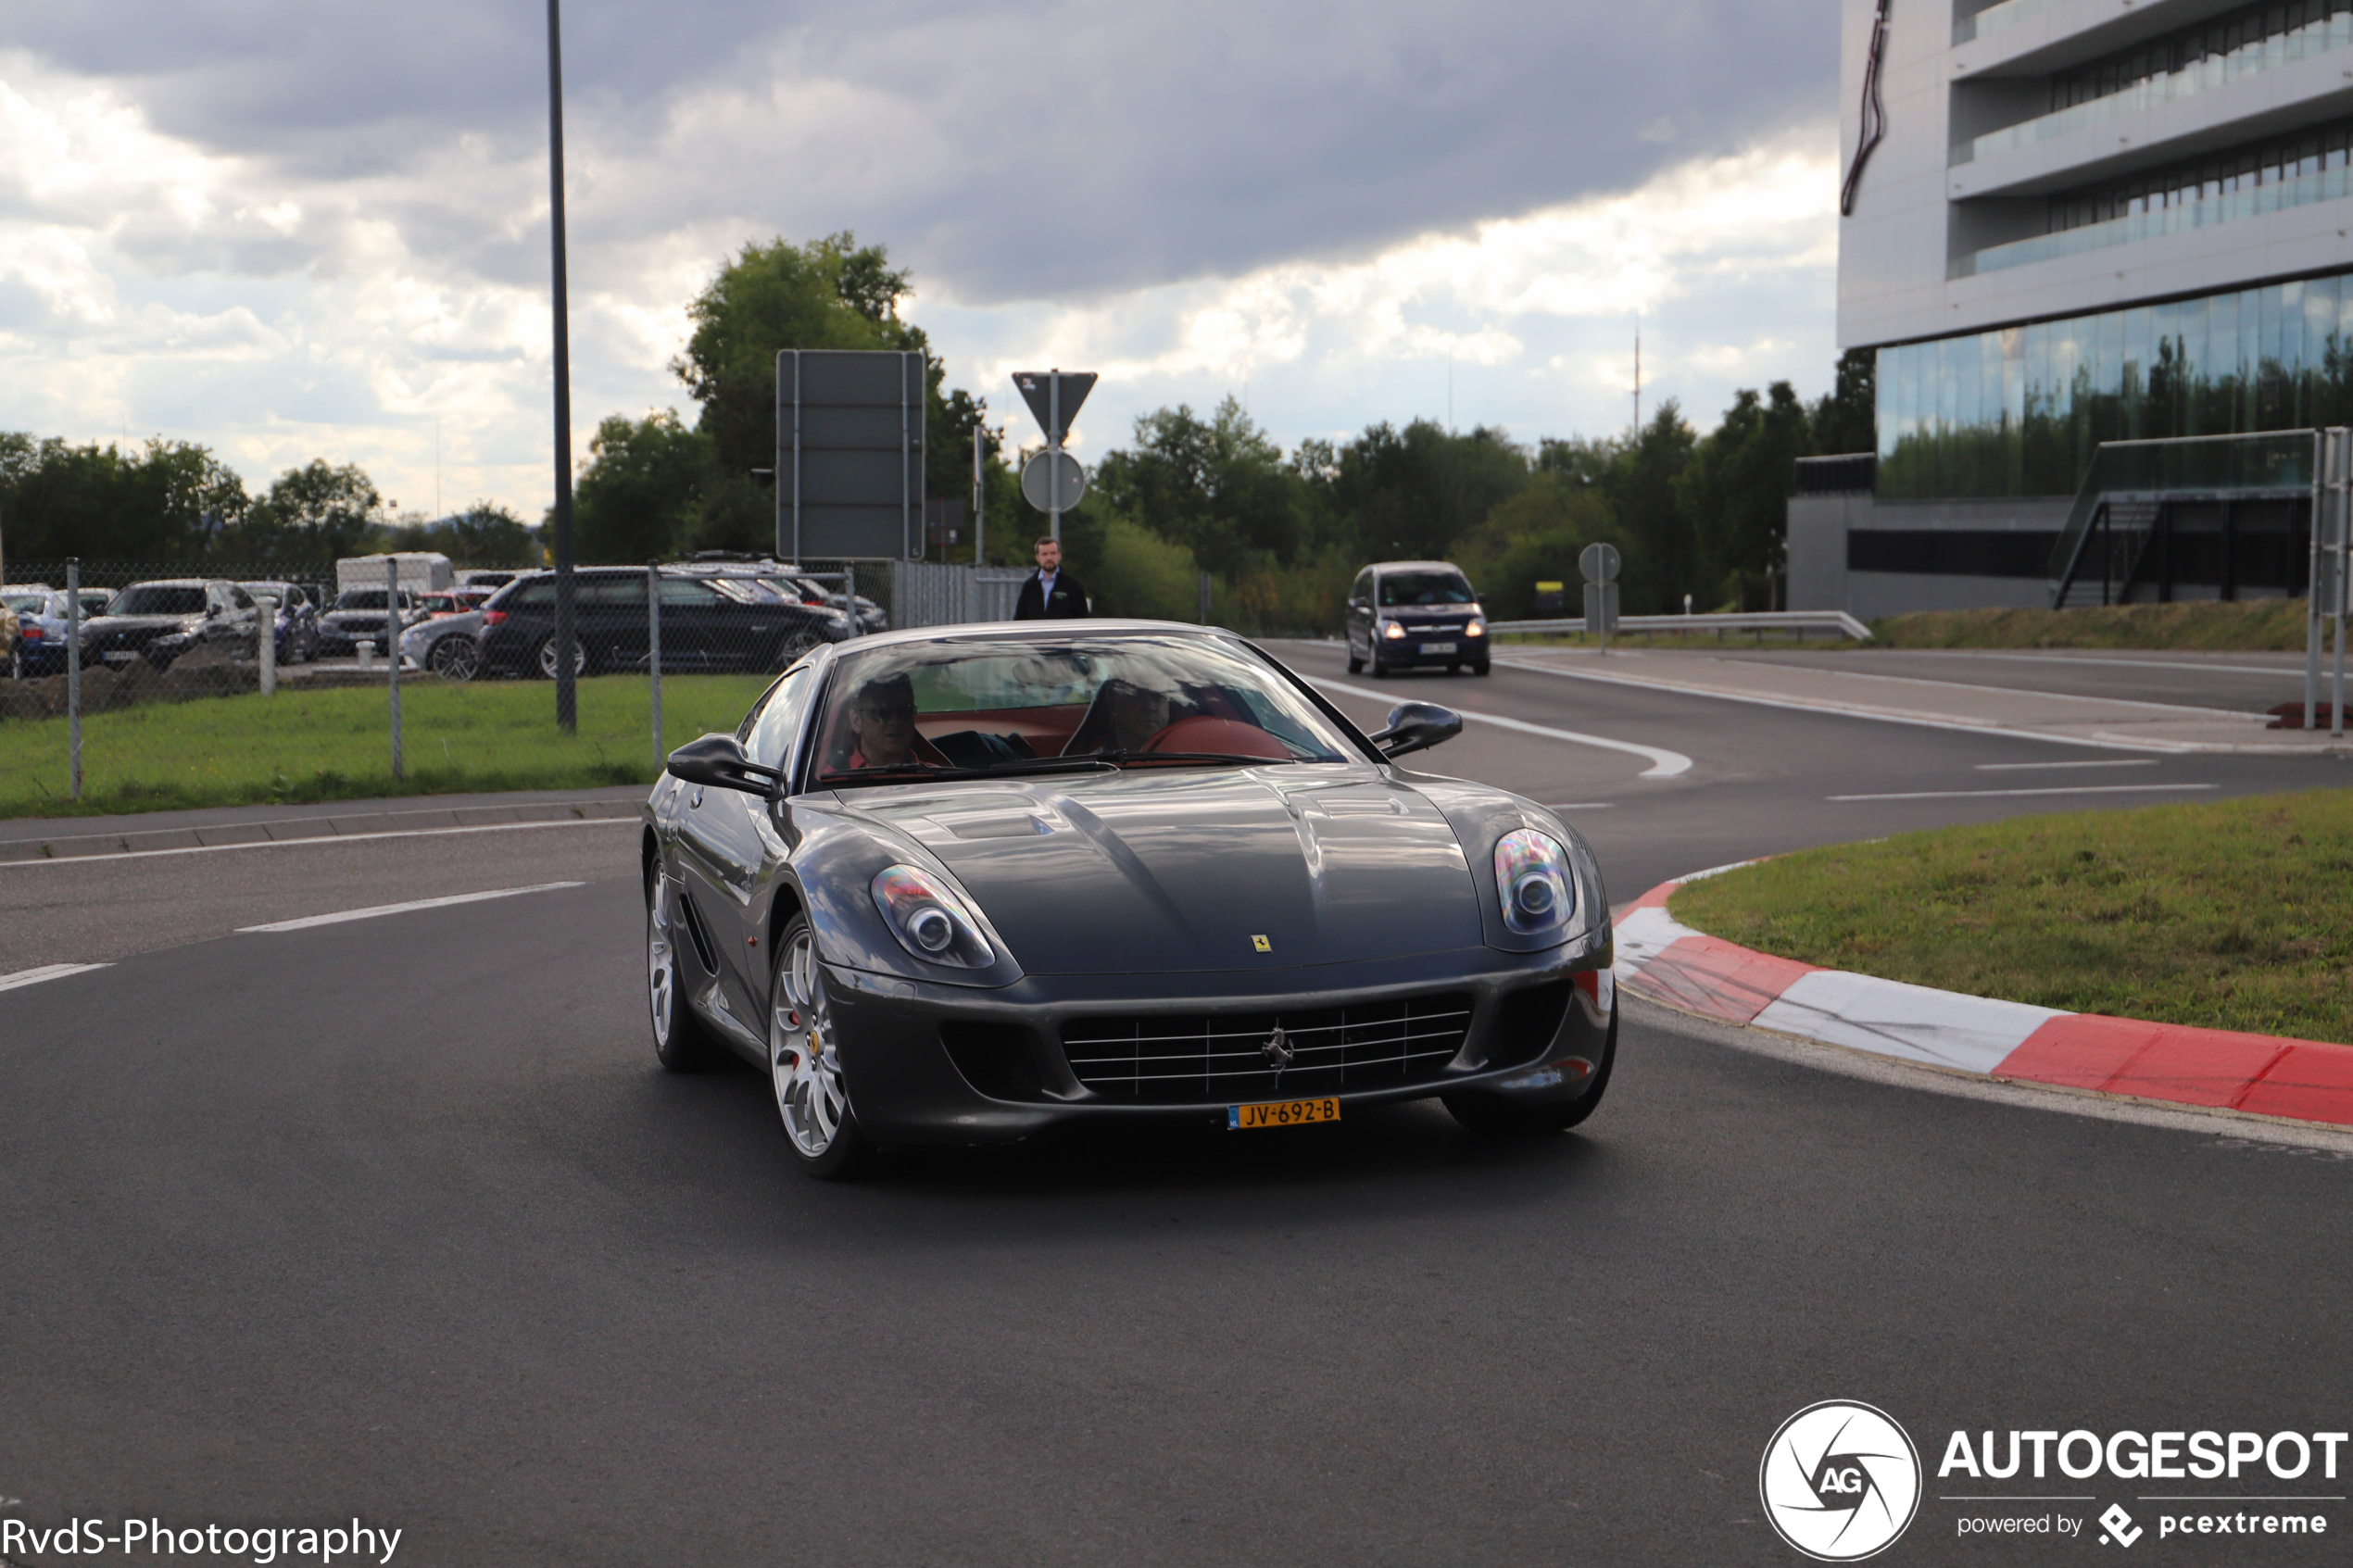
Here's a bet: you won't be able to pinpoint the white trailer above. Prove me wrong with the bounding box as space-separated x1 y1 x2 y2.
336 553 454 596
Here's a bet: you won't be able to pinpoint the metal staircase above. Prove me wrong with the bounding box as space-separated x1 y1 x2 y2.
2053 500 2160 608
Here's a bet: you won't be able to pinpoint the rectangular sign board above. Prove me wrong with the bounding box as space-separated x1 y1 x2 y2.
776 350 926 562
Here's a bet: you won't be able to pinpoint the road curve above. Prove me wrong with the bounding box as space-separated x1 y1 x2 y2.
2 648 2347 1566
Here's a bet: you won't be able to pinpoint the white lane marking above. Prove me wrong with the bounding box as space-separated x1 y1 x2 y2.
1690 658 2263 718
1492 655 2211 754
0 961 113 993
1923 652 2307 678
0 815 636 869
1974 759 2158 771
237 881 585 933
1308 676 1694 778
1826 783 2217 802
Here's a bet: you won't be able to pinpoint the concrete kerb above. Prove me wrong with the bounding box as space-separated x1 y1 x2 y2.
1614 871 2353 1133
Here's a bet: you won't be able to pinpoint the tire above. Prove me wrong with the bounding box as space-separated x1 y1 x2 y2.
768 914 874 1180
1442 1006 1616 1135
1470 659 1491 677
1346 648 1365 674
646 859 721 1072
429 634 484 683
767 627 823 672
1369 649 1389 678
534 634 587 680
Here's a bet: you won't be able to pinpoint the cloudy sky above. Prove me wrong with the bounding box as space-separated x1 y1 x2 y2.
0 1 1840 521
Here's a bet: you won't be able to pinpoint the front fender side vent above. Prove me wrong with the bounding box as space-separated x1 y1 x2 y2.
675 884 722 975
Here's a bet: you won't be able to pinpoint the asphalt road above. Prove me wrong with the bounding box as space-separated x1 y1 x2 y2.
1702 645 2321 715
4 652 2348 1566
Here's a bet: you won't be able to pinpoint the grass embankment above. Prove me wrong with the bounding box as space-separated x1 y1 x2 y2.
0 675 770 820
1669 790 2353 1044
1872 597 2313 650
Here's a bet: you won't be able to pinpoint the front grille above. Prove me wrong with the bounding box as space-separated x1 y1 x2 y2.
1063 993 1473 1104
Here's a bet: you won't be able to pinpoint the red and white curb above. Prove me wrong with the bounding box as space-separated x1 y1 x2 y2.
1614 870 2353 1128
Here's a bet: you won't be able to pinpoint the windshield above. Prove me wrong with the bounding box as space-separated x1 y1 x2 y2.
809 633 1357 786
1378 571 1476 608
110 585 208 616
2 593 44 613
335 591 396 610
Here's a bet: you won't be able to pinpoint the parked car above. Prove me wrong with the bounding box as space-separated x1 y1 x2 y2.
1343 560 1490 677
316 588 425 658
399 605 486 682
478 569 854 679
7 587 113 676
642 620 1615 1178
238 581 322 664
79 580 261 670
686 553 887 633
458 570 520 592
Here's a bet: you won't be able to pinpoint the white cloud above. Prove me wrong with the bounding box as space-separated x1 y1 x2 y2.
0 44 1839 523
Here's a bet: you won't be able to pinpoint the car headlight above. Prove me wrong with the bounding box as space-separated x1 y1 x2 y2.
871 865 996 969
1380 620 1406 640
1493 829 1575 936
1466 618 1486 637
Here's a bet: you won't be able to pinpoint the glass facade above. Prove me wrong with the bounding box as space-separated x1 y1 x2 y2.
1877 270 2353 498
1957 0 2353 165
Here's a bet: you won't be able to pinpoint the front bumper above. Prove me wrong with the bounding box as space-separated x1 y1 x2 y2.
816 927 1614 1146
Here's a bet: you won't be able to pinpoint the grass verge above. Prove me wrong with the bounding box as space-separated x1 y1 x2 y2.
1668 789 2353 1044
1871 597 2316 650
0 674 772 820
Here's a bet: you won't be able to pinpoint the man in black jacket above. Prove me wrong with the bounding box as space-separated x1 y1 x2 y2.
1013 536 1089 620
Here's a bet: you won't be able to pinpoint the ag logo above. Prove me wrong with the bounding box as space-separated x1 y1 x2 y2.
1758 1400 1921 1561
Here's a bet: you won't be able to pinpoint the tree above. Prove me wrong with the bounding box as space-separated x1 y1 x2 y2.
0 435 250 560
384 503 537 564
235 459 381 560
1319 420 1527 562
1676 382 1815 609
1810 348 1877 456
572 411 711 563
1091 397 1305 577
1453 472 1631 621
1605 403 1699 614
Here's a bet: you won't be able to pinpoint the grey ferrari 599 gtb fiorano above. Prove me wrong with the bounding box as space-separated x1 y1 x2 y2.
641 621 1617 1178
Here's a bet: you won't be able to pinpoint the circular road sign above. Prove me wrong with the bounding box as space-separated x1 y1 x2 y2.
1021 450 1088 512
1579 542 1621 584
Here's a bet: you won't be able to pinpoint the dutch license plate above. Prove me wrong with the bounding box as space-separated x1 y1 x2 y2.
101 650 137 664
1228 1097 1340 1130
1420 641 1457 654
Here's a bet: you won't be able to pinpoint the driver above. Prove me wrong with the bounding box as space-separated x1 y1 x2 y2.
1103 680 1171 753
844 673 921 770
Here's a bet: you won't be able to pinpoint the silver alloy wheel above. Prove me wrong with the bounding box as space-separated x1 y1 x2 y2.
430 634 483 682
770 926 847 1157
536 635 586 679
646 871 675 1050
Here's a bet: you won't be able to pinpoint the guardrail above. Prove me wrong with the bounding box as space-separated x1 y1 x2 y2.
1490 610 1874 643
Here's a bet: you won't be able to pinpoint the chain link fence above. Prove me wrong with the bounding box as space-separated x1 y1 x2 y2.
1 555 1033 815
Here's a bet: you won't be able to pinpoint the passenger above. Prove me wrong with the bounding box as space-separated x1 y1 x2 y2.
1105 681 1172 753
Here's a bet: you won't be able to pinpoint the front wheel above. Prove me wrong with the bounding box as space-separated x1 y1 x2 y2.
647 861 721 1072
1469 659 1491 677
769 915 874 1180
429 634 483 683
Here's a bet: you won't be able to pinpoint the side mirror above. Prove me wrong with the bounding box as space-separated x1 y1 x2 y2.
1371 701 1463 759
667 733 785 799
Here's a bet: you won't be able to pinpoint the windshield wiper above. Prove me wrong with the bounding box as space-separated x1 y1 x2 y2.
824 757 1115 785
1090 748 1299 768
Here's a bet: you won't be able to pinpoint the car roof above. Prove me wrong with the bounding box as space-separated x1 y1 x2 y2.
1369 560 1466 574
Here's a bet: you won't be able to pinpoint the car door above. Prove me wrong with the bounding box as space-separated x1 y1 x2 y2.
656 576 725 670
673 660 822 1032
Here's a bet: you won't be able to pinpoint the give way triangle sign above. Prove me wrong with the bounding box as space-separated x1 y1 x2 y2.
1013 370 1097 445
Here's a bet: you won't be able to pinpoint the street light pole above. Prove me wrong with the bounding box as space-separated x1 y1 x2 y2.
547 0 578 732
